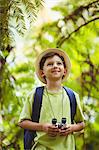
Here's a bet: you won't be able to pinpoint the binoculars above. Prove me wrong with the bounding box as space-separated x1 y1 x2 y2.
52 118 66 129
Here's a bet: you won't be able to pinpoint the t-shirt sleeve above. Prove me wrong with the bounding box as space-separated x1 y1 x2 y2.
18 89 35 122
74 92 85 123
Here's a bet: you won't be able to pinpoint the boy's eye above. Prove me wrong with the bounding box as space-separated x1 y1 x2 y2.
47 62 62 66
47 63 53 66
57 62 62 65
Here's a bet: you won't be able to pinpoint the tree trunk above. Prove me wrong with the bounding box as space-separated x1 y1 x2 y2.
0 1 9 148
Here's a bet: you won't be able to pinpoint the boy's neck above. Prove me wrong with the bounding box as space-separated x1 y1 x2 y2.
46 80 62 92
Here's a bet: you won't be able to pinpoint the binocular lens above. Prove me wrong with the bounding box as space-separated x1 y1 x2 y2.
61 118 66 124
52 118 57 124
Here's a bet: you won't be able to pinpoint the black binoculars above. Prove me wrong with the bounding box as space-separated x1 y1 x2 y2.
52 118 66 129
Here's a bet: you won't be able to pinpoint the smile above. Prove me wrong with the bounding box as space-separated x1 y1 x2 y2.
52 70 60 73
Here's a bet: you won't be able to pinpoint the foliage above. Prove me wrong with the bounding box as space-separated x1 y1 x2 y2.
0 0 43 149
0 0 99 149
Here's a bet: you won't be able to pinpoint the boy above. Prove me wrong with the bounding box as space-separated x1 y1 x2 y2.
18 48 85 150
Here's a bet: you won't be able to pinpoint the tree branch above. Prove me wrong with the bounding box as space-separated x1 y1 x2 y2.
64 0 99 21
57 16 99 47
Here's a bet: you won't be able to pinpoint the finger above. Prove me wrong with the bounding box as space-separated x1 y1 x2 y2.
48 127 59 132
59 129 71 136
48 130 59 135
65 128 71 133
59 130 66 136
49 126 58 130
59 129 66 134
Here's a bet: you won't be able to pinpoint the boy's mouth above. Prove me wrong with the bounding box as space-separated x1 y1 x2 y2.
51 70 60 73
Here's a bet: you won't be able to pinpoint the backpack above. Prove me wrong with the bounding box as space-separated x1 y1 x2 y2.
24 86 77 150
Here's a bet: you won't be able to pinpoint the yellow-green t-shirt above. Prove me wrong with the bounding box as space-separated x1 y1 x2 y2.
19 87 85 150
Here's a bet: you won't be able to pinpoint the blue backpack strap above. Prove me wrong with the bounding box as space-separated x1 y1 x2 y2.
63 86 77 124
32 86 44 122
24 86 44 150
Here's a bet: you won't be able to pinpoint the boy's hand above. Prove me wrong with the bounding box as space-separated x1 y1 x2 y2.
59 122 85 136
59 124 74 136
42 123 59 137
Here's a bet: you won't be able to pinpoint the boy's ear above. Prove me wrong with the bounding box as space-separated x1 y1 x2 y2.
62 69 67 79
40 70 45 77
64 68 67 75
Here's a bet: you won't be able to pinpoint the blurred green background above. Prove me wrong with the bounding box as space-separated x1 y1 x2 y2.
0 0 99 149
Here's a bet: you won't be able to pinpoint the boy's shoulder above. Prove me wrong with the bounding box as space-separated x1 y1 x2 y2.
27 86 44 100
63 86 79 96
26 87 37 103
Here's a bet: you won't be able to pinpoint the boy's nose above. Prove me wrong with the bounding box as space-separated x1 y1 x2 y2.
53 63 58 68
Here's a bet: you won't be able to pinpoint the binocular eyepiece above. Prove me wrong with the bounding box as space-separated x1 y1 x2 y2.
52 118 66 129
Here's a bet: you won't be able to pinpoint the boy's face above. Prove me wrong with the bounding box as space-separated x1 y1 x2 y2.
41 55 67 82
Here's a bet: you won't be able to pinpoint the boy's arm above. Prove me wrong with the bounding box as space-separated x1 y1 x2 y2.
18 89 58 136
71 121 85 132
18 120 43 131
18 120 59 137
